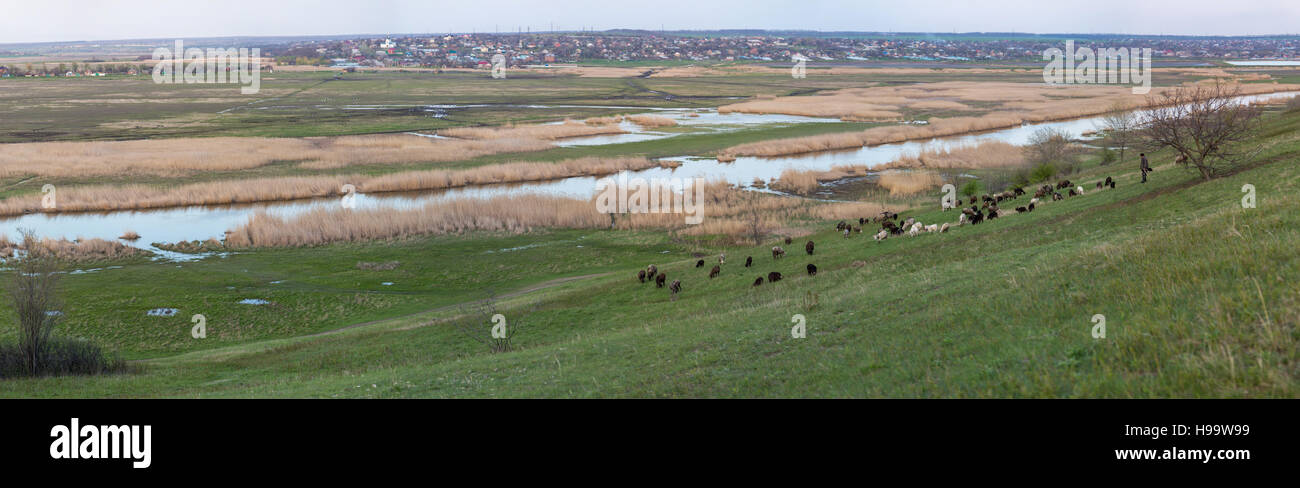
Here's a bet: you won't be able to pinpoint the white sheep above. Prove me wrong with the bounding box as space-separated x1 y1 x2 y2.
1075 186 1084 195
1029 197 1040 206
941 200 954 211
908 222 923 236
940 223 951 233
925 224 939 233
958 213 968 226
874 229 889 241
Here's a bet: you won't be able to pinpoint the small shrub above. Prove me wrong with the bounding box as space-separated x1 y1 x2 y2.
1099 148 1117 166
0 337 127 378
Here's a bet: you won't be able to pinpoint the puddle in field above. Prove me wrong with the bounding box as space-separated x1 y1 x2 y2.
238 299 270 305
5 91 1296 251
146 308 179 317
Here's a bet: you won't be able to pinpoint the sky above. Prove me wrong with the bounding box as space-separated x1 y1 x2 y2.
2 0 1299 44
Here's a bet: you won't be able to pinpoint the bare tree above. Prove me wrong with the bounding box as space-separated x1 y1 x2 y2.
10 229 62 375
1024 127 1075 166
742 192 769 246
453 294 528 353
1141 83 1263 180
1099 103 1138 165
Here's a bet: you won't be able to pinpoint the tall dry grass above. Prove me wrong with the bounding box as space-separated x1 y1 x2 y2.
440 120 625 140
224 195 608 248
0 157 661 216
218 179 910 248
0 134 556 177
878 141 1026 170
625 114 678 128
769 165 871 194
877 171 944 196
0 236 142 262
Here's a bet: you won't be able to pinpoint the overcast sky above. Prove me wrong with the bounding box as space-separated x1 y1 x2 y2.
3 0 1299 44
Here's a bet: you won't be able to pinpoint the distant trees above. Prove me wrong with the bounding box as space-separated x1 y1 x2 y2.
1024 127 1082 176
1141 83 1263 180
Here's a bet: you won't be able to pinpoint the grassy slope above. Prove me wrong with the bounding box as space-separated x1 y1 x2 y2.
4 110 1299 398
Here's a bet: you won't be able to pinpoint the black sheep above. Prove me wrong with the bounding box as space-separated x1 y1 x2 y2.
638 269 647 283
768 271 783 283
806 263 817 276
1015 206 1027 213
695 259 705 268
1028 202 1035 212
655 273 666 288
784 236 793 245
744 256 753 267
752 277 764 287
805 241 815 255
987 208 999 220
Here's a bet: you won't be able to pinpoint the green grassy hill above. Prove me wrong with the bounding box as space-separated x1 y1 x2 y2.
4 109 1300 398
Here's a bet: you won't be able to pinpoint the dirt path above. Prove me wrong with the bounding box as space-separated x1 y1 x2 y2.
301 272 611 338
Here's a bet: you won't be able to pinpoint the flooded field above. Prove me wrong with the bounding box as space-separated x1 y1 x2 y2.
6 91 1296 252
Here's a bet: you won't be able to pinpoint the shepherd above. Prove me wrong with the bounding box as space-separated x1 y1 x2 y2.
1140 153 1151 184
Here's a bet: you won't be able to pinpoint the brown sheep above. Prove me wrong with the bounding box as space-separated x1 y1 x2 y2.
647 265 658 280
784 236 793 245
768 271 783 283
655 273 666 288
805 241 815 255
669 279 681 294
744 256 752 267
709 265 720 279
752 276 764 286
638 269 647 283
806 264 817 276
772 246 785 259
696 259 705 268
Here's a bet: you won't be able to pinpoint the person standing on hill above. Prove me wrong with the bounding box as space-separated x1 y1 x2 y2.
1140 153 1151 183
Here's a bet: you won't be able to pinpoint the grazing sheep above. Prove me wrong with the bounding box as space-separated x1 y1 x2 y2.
1075 185 1084 195
903 217 916 229
1029 197 1040 206
853 226 862 234
1108 180 1116 189
858 217 866 225
806 263 817 276
638 270 647 283
1014 187 1026 196
1034 188 1046 198
836 220 848 231
1029 202 1036 212
767 271 783 283
843 228 851 238
696 259 705 268
1105 176 1114 187
656 273 667 288
1096 181 1104 190
752 277 764 286
772 246 785 259
784 237 793 245
709 265 721 279
970 207 985 225
669 279 681 295
647 265 658 280
744 256 753 267
958 213 968 226
1068 188 1078 197
1052 192 1064 201
1015 206 1027 213
874 229 889 241
908 224 921 236
940 222 951 233
805 241 815 255
719 253 726 264
942 200 955 211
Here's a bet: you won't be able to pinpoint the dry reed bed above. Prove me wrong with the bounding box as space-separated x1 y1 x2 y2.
624 114 678 128
0 157 662 216
0 234 141 261
222 181 907 248
439 120 625 140
0 134 556 178
225 195 609 247
718 81 1300 159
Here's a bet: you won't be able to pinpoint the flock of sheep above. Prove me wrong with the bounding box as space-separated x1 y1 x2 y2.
636 175 1117 300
